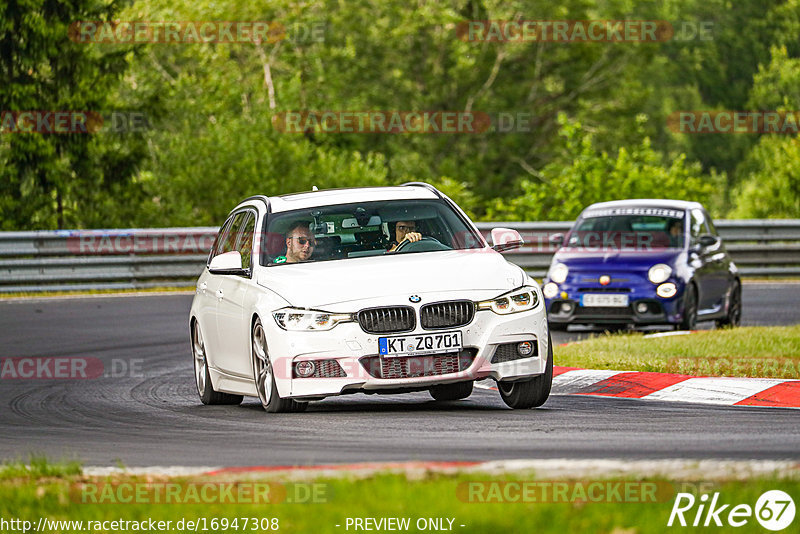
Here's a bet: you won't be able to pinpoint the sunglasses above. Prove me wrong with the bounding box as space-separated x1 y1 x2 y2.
289 236 316 246
397 225 416 232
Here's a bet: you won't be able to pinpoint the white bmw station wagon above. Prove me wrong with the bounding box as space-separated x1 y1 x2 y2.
189 183 552 412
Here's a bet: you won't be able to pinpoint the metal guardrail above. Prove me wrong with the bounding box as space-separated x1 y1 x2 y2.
485 220 800 279
1 221 799 292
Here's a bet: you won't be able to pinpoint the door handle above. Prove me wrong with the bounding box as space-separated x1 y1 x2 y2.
216 289 224 300
199 282 207 293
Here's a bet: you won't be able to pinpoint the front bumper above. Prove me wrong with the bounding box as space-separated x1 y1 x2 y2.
264 303 550 399
545 279 685 326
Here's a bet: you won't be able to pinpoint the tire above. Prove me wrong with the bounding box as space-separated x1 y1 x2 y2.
716 280 742 328
548 321 568 332
251 319 308 413
678 283 698 331
429 381 473 401
498 335 553 409
191 321 243 405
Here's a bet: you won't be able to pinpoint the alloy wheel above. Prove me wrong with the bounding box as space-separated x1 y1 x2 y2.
252 322 273 405
192 322 207 397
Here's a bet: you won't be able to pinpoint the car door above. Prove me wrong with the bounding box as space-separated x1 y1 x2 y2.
198 214 239 369
688 209 716 311
702 211 731 311
214 209 259 377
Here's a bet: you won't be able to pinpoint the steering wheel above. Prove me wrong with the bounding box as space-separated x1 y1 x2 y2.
392 236 449 253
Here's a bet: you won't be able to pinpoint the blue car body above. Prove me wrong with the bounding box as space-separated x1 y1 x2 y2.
543 199 741 329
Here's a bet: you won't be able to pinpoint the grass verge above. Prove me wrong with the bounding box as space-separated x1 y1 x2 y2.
556 325 800 378
0 456 82 480
1 463 798 534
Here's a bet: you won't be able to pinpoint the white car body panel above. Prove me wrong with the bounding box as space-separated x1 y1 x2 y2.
255 250 526 308
268 186 439 213
189 185 551 407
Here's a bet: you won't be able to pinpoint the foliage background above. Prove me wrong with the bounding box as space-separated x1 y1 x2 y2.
2 0 799 229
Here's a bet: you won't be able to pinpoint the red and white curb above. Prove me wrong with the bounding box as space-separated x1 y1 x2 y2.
477 329 799 408
553 367 800 407
477 367 800 408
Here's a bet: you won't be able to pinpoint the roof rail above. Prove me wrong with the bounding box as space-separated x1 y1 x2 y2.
241 195 270 205
400 181 442 198
232 195 271 215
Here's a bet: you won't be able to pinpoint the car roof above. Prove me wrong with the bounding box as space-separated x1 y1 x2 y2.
237 185 441 213
582 199 705 212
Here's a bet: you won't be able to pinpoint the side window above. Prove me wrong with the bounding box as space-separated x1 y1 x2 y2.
209 216 234 262
213 212 246 258
690 209 706 242
236 212 256 270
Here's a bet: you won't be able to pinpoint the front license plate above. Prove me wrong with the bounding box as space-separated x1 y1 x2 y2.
378 331 463 358
581 294 629 307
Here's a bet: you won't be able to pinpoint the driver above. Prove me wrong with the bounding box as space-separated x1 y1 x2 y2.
275 221 316 263
387 220 422 252
668 219 684 248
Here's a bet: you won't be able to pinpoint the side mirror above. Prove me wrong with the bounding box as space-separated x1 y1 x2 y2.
208 251 248 275
549 233 564 247
699 234 719 248
491 228 524 252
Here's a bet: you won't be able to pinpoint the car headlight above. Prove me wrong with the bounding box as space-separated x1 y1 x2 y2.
477 287 540 315
272 308 353 331
648 264 672 284
543 282 559 299
549 263 569 284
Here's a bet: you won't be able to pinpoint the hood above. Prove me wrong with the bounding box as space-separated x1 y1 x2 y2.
552 249 682 272
257 250 525 308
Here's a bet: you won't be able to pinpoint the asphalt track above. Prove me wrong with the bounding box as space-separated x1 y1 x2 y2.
0 283 798 467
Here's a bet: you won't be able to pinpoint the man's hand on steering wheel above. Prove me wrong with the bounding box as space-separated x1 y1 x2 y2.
387 231 422 252
400 232 422 245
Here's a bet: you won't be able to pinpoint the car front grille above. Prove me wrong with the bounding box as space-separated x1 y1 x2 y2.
420 301 475 330
360 349 476 379
357 306 415 334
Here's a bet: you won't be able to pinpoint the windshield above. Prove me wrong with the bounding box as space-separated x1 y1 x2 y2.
566 207 686 251
262 199 483 265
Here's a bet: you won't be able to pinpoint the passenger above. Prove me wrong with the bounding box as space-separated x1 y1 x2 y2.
275 221 316 263
387 220 422 252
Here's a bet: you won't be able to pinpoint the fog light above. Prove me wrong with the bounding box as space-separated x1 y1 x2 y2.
295 361 316 378
517 341 534 356
636 302 649 314
543 282 559 299
656 282 678 298
561 302 573 313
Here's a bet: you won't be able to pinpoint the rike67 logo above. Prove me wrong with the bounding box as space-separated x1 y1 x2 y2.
668 490 795 530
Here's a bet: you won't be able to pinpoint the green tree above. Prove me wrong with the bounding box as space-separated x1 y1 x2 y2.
0 0 146 229
730 45 800 218
485 114 716 221
729 136 800 218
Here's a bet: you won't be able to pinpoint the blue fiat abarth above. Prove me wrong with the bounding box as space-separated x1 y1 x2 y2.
542 200 742 331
